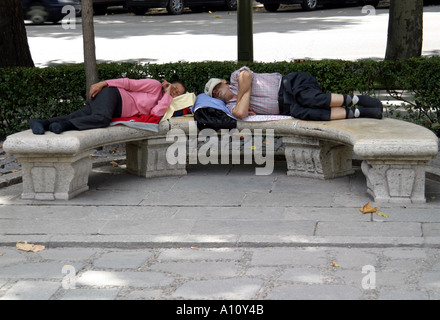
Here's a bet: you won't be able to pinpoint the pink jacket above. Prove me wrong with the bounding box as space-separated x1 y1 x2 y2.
106 78 173 118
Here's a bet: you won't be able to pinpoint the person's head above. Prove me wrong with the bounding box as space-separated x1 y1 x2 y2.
204 78 233 102
169 81 186 98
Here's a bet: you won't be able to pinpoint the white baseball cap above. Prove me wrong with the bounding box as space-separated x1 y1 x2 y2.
204 78 222 97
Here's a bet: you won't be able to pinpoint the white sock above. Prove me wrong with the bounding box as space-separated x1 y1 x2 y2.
352 95 359 105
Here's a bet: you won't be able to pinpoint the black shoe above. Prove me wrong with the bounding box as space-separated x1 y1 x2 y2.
356 95 383 109
49 121 75 134
29 119 50 135
358 106 383 119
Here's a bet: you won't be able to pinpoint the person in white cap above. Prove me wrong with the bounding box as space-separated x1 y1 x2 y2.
204 66 383 121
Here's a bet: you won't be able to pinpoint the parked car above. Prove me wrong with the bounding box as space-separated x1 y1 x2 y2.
22 0 81 24
256 0 380 11
127 0 237 15
92 0 127 14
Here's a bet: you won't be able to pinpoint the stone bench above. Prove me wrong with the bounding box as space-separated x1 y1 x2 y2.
3 117 438 204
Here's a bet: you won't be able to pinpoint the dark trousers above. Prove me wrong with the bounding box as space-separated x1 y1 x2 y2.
279 72 332 121
48 87 122 130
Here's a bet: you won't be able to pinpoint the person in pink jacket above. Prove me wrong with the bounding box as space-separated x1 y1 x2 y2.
29 78 186 135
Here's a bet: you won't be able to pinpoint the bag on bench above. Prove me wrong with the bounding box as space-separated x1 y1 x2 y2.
192 93 238 131
194 107 237 131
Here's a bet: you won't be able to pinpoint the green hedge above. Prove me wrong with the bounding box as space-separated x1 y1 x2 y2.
1 57 439 138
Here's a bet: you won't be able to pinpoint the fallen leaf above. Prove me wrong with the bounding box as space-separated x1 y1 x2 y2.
16 242 45 252
109 161 119 167
330 262 339 267
191 246 199 250
360 202 378 214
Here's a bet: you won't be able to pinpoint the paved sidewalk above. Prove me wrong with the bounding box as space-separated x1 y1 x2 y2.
0 161 440 300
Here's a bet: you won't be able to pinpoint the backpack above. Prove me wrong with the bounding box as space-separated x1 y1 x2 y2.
193 107 237 131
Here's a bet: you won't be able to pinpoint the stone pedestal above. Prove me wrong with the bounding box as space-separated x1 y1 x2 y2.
282 136 354 180
361 160 429 204
19 152 92 200
126 137 187 178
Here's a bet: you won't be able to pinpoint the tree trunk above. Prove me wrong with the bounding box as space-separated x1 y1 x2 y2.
0 0 34 67
81 0 98 96
385 0 423 60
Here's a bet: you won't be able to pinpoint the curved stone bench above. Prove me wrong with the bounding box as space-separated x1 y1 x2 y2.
3 117 438 204
169 117 439 204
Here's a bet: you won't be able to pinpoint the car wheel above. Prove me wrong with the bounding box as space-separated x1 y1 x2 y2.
224 0 237 10
301 0 318 10
27 5 49 24
167 0 184 15
264 3 280 12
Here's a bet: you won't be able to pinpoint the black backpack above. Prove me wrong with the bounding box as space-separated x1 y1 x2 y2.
193 107 237 131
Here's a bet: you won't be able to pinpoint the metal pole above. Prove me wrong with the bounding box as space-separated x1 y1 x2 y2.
237 0 254 62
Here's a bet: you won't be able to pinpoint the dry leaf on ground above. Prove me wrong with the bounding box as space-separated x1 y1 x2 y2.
109 161 119 167
359 202 389 218
16 242 45 252
360 202 378 214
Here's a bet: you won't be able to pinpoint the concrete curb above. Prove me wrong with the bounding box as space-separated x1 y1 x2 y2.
1 235 439 249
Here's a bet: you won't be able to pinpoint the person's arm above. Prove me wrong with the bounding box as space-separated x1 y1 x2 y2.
150 93 173 117
89 81 108 99
231 69 253 119
105 78 162 94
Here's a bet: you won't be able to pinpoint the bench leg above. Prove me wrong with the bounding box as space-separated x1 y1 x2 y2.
19 154 92 201
126 137 187 178
282 136 354 179
361 160 428 204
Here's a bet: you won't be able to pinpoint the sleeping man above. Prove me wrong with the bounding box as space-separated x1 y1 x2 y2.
204 66 383 121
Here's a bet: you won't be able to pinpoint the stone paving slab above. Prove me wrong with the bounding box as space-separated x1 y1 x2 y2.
1 246 440 300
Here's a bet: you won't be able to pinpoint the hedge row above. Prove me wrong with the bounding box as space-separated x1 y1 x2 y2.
1 57 439 138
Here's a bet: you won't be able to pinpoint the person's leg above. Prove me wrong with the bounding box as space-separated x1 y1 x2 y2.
330 107 347 120
329 93 383 120
50 87 122 134
330 93 344 108
30 87 122 135
29 106 91 135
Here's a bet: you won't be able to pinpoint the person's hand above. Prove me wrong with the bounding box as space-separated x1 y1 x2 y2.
161 79 172 95
89 81 108 99
162 79 183 98
248 107 256 116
